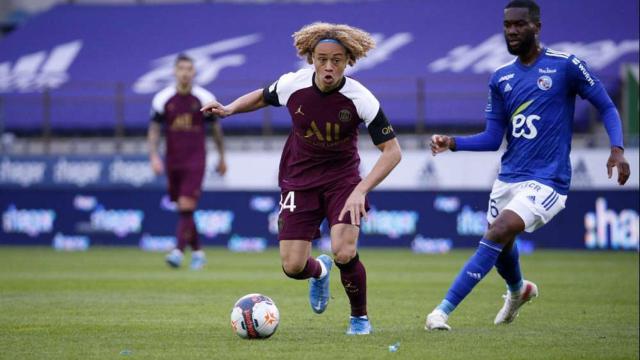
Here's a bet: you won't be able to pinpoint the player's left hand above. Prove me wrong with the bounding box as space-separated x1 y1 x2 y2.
338 189 368 226
606 147 630 185
216 159 227 176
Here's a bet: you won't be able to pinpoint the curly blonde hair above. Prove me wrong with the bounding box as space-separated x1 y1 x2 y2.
292 22 376 66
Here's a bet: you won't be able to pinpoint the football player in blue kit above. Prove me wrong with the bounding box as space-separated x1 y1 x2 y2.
425 0 631 330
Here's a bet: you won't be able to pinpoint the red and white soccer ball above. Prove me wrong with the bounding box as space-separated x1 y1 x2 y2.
230 293 280 339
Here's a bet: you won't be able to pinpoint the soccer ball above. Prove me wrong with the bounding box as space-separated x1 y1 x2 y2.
230 293 279 339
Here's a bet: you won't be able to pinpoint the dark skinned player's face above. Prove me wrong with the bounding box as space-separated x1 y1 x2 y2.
503 7 539 56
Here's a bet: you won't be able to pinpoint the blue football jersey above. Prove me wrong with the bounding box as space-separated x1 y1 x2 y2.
486 48 603 194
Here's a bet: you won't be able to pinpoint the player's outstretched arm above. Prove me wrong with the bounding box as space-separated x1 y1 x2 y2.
606 147 630 185
338 138 402 225
201 89 267 118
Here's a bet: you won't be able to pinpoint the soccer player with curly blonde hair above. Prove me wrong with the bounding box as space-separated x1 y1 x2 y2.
202 22 401 335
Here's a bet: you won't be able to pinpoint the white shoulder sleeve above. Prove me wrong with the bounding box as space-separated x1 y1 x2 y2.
340 78 380 127
268 68 313 106
191 86 216 105
151 86 177 114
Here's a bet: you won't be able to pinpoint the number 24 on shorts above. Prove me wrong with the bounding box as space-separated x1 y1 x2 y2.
279 192 296 214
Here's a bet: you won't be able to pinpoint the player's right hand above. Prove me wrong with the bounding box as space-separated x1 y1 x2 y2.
150 154 164 175
430 134 452 156
200 100 230 118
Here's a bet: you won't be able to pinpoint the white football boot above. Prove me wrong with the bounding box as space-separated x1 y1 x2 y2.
494 280 539 325
425 309 451 331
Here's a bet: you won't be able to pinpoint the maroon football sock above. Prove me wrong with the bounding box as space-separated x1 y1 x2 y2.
189 216 202 251
176 210 195 252
335 253 367 317
283 257 322 280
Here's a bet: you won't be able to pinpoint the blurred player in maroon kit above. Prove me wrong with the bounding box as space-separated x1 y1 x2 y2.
201 22 402 334
148 54 226 270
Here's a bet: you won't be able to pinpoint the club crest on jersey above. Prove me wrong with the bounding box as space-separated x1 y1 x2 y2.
537 75 553 91
338 109 352 123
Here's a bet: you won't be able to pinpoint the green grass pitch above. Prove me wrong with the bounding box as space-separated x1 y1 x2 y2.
0 247 638 360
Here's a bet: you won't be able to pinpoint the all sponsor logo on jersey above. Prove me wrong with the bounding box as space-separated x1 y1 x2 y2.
338 109 352 122
503 83 512 92
537 75 553 91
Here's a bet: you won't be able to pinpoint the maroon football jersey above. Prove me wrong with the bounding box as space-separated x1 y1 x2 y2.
263 68 395 191
150 85 216 169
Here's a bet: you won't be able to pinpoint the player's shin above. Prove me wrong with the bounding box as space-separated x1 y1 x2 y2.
335 253 367 317
437 238 504 314
176 210 195 251
495 242 523 293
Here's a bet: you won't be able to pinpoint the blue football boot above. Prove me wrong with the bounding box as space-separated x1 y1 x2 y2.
346 316 372 335
165 249 183 268
309 254 333 314
190 251 207 270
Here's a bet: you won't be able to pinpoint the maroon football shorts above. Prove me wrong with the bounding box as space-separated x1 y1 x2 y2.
167 166 205 202
277 179 369 241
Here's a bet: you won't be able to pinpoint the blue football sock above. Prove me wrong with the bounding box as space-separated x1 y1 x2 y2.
437 238 504 315
495 242 523 293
